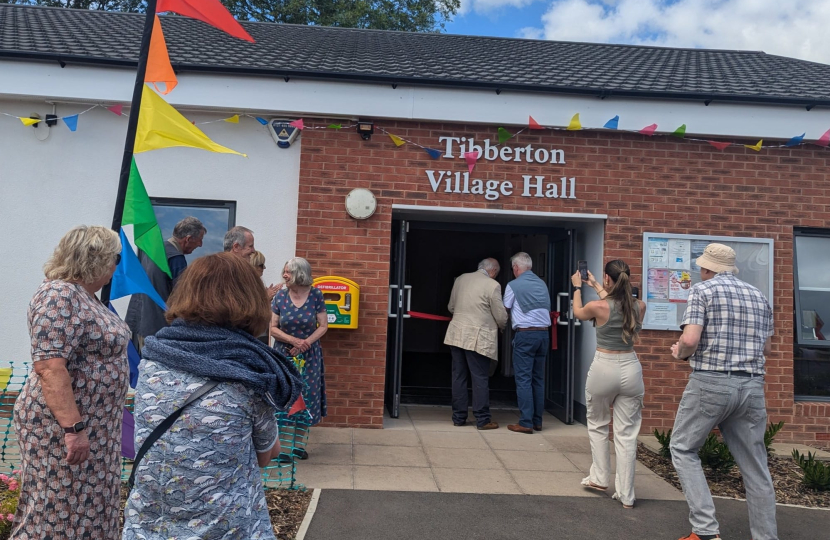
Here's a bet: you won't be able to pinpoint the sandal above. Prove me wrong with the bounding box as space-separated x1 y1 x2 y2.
580 476 608 491
612 492 634 508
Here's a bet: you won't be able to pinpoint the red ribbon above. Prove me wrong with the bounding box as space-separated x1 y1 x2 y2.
408 311 452 322
550 312 559 350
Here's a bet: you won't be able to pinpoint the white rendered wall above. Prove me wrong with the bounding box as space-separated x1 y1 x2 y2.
2 60 830 140
0 96 301 370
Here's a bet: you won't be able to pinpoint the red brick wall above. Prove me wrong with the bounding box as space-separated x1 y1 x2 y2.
296 119 830 443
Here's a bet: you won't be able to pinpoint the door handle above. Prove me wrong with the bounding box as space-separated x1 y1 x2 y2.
388 285 398 318
403 285 412 319
556 292 581 326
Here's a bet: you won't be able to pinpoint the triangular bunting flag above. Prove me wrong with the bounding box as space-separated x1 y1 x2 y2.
785 133 805 147
289 119 304 130
157 0 255 42
424 148 442 160
63 114 79 132
121 408 136 459
135 86 246 156
288 394 307 416
328 124 342 130
497 127 513 144
528 116 543 130
567 114 582 131
110 229 168 311
671 124 686 138
20 117 40 127
224 114 240 123
603 116 619 130
639 124 658 136
255 117 268 126
707 141 732 151
389 134 406 147
817 129 830 147
108 104 124 116
464 151 478 174
122 157 172 277
108 303 141 388
745 140 763 152
145 15 178 95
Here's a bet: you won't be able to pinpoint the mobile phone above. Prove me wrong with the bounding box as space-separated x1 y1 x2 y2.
578 260 588 281
632 286 640 299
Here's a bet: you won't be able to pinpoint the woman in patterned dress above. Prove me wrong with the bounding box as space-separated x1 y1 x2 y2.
270 257 328 459
13 226 129 540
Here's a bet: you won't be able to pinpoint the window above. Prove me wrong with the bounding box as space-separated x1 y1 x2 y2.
151 198 236 264
794 229 830 399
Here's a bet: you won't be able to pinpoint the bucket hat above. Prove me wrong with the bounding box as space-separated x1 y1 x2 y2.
695 243 739 274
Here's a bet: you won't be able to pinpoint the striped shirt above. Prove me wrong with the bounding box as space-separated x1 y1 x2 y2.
680 272 773 374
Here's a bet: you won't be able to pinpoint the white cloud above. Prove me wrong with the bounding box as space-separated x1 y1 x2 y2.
521 0 830 64
459 0 542 16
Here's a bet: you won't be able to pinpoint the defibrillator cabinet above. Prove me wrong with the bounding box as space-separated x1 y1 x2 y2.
313 276 360 329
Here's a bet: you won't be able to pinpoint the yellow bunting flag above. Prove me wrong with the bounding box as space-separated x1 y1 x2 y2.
567 113 582 131
745 140 763 152
224 114 240 124
20 117 41 127
135 86 246 156
389 134 406 147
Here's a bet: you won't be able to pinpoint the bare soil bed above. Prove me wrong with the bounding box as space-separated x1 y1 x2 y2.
637 443 830 508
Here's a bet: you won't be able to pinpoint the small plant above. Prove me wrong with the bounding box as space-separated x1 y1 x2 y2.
792 450 830 491
764 421 785 456
0 470 21 537
653 428 672 459
698 433 735 471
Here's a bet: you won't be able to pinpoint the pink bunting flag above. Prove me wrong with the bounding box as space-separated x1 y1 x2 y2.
107 104 123 116
528 116 544 130
289 119 304 130
817 128 830 147
707 141 732 151
639 124 658 136
464 151 479 174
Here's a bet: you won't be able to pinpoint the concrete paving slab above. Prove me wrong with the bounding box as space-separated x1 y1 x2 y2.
354 466 438 492
412 419 475 432
353 429 421 447
494 450 581 472
354 445 429 467
563 452 653 475
308 427 353 445
511 470 609 497
406 407 453 420
425 447 504 470
304 444 353 465
548 435 593 453
294 464 353 489
381 416 416 430
432 467 522 494
480 432 557 452
612 473 687 501
418 430 489 449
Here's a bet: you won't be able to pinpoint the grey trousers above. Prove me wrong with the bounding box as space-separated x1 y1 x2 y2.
670 371 778 540
450 346 491 427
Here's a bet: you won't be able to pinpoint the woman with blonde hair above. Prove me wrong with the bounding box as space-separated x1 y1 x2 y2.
13 225 129 539
249 250 280 300
571 259 646 509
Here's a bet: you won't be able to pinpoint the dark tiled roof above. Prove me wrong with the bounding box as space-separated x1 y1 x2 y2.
2 4 830 105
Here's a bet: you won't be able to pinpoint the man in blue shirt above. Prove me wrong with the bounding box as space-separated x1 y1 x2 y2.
503 252 551 434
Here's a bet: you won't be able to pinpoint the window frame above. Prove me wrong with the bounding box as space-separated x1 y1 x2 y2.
793 227 830 402
150 197 237 230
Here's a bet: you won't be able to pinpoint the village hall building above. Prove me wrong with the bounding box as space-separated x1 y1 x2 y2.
1 4 829 445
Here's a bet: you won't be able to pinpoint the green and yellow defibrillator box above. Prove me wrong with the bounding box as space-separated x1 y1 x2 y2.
312 276 360 329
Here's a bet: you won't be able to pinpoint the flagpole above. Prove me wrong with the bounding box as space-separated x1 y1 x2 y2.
102 0 159 305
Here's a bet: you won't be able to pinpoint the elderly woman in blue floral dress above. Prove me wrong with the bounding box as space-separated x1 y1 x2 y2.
270 257 328 460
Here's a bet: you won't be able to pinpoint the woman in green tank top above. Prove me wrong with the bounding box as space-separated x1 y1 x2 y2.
571 260 647 509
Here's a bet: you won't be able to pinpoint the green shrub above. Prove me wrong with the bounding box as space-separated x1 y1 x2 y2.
764 421 785 456
792 450 830 491
653 428 672 459
698 433 735 471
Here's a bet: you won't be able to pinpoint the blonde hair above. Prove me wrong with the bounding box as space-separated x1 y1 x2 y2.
44 226 121 284
249 250 266 268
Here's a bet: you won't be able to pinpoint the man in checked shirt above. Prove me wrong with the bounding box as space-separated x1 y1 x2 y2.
669 243 777 540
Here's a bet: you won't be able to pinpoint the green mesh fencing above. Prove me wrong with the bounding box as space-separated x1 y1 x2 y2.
1 358 311 489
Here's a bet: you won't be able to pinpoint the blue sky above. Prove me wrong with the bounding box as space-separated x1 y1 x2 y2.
443 0 828 64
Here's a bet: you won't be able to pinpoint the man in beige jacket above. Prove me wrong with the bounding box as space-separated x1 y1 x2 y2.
444 258 508 430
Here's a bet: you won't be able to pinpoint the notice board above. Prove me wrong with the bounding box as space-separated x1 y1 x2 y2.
641 233 774 331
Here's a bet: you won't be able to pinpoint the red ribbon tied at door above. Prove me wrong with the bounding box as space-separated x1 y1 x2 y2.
550 312 559 350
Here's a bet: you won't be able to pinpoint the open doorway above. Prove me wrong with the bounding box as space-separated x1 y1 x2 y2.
385 218 578 423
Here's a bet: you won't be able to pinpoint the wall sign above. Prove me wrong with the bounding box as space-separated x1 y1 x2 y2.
641 232 774 331
426 136 575 201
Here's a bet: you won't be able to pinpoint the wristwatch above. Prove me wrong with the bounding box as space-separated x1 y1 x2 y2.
63 421 86 434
